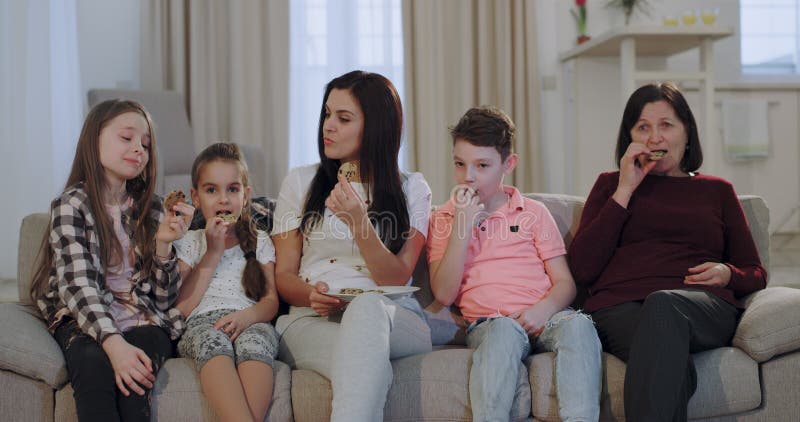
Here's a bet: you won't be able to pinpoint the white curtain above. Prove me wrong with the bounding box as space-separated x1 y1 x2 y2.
403 0 541 204
0 0 82 280
289 0 405 170
141 0 290 197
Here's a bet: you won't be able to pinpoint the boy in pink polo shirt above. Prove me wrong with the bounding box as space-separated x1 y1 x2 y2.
428 106 601 421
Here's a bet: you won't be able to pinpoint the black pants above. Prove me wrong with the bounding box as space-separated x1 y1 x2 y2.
591 289 740 422
54 319 173 422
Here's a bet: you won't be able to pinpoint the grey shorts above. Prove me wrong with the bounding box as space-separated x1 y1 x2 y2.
178 308 279 369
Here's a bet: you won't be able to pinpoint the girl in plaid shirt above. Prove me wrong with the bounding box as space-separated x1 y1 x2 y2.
30 99 194 422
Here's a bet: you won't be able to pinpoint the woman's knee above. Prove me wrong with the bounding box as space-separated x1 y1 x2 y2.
642 290 684 317
345 292 391 320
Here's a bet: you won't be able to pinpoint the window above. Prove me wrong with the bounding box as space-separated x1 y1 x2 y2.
741 0 799 74
289 0 405 169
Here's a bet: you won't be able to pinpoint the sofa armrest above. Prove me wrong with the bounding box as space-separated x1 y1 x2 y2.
0 303 68 387
733 287 800 362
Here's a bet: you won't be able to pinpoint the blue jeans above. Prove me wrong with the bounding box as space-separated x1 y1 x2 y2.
466 309 602 422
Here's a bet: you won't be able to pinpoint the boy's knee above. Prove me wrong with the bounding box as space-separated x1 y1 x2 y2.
552 313 598 342
486 317 527 341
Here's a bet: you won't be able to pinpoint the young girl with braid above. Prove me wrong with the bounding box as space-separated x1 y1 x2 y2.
174 142 280 422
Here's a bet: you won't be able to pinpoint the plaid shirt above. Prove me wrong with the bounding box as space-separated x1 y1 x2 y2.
37 183 185 342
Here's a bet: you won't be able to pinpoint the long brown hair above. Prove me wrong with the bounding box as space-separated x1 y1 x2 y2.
300 70 410 253
30 99 159 301
191 142 266 301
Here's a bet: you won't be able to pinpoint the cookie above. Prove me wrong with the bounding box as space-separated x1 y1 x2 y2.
338 161 359 182
216 212 238 224
163 190 186 216
648 150 667 161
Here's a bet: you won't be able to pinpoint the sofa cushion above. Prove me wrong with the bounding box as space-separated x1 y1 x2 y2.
734 286 800 362
528 348 760 420
55 357 293 421
0 302 67 387
291 348 531 421
16 213 49 307
0 370 56 422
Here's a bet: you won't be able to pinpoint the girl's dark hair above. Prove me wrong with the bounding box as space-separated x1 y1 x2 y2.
615 82 703 173
31 99 159 301
192 142 266 301
300 70 410 253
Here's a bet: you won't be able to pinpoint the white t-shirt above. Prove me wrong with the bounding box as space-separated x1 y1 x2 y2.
272 164 431 291
174 229 275 319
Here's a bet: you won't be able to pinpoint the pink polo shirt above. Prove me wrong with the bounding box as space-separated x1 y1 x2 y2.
427 186 566 322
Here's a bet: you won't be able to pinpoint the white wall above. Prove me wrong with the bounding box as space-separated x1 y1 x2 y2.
535 0 800 233
0 0 140 280
76 0 141 97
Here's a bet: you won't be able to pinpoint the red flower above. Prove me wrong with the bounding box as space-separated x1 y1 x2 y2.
576 0 586 6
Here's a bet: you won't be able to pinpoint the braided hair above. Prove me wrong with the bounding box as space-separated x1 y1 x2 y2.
191 142 266 301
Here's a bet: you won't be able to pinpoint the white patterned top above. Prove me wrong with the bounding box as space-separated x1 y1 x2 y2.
174 229 275 319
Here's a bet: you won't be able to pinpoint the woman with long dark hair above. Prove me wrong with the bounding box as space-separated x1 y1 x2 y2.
271 70 432 420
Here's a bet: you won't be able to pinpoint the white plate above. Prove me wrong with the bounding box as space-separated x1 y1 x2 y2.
326 286 420 302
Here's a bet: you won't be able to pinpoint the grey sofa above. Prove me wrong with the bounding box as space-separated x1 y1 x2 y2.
2 194 799 421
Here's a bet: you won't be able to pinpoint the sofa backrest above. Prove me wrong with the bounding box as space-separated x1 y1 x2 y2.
15 195 771 308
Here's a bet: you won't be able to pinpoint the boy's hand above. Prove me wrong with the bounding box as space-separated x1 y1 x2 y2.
508 304 553 337
452 185 485 228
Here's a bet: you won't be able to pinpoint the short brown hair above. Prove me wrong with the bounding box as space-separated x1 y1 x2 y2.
450 106 515 161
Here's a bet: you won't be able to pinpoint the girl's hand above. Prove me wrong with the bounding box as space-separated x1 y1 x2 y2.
214 308 256 342
508 304 552 337
101 334 156 396
452 185 485 228
309 281 346 316
203 215 231 257
156 202 194 244
325 174 368 228
617 142 659 197
684 262 732 287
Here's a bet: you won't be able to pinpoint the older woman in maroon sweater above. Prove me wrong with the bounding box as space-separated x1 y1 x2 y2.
568 82 766 422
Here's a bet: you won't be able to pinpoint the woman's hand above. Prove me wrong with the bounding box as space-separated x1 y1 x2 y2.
214 308 256 342
325 173 368 228
309 281 346 316
453 185 485 228
613 143 659 207
203 216 231 258
155 202 194 244
684 262 732 287
101 334 156 396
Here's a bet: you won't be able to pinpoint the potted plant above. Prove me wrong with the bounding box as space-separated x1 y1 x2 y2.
607 0 650 25
571 0 590 44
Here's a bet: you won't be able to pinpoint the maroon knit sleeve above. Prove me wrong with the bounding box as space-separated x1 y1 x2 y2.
719 182 768 297
568 173 630 285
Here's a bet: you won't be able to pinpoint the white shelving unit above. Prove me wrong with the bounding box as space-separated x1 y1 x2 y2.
559 25 733 196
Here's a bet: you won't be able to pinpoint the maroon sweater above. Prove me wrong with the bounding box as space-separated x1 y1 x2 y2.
568 172 767 313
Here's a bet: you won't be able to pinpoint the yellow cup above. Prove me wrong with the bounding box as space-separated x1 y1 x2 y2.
663 15 679 26
701 9 718 25
682 11 697 26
